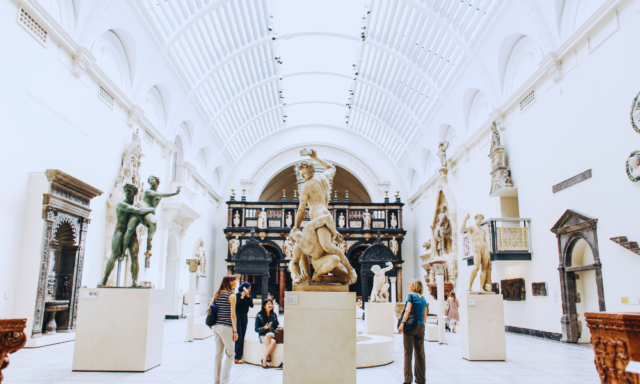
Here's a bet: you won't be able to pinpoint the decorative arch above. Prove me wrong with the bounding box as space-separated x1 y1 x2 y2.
52 215 78 245
502 36 543 97
551 209 605 343
467 91 491 135
421 149 437 179
142 86 166 131
247 142 386 202
171 136 185 183
408 167 419 193
559 0 607 41
212 165 223 190
194 147 211 175
91 30 132 93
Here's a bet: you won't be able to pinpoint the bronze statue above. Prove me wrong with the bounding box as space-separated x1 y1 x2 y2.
122 176 181 262
99 183 156 287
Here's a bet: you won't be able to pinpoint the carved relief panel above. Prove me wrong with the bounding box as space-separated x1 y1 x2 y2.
500 278 526 301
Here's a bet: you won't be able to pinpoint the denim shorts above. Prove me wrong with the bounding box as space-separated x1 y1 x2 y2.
259 332 275 343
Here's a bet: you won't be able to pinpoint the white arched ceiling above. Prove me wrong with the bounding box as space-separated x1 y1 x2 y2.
138 0 497 166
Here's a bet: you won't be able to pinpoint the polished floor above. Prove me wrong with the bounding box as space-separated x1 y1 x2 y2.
4 318 599 384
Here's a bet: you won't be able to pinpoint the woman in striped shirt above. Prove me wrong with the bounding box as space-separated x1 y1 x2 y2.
211 275 238 384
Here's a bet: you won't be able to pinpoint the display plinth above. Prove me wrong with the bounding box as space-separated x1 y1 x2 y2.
284 291 356 384
72 288 165 372
460 293 506 361
364 302 395 338
292 282 348 292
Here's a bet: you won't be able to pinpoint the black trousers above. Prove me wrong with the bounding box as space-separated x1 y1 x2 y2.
234 314 249 360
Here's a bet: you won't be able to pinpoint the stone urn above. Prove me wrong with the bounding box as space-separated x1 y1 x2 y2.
43 300 69 334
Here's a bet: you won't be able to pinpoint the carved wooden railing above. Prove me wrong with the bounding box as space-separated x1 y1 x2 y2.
0 319 27 383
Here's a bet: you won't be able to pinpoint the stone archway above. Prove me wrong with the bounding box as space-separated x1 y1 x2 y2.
551 209 605 343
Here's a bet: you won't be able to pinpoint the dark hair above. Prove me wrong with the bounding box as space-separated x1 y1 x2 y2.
259 298 274 320
213 275 236 301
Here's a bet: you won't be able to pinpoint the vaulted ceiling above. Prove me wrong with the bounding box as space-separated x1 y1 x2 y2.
140 0 495 165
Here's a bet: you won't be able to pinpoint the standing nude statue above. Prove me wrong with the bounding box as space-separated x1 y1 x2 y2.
122 176 181 261
289 149 357 285
461 213 493 292
100 184 156 287
362 208 371 230
438 141 449 168
370 262 393 302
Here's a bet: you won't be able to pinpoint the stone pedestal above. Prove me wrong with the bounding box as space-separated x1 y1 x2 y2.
284 291 356 384
585 312 640 384
460 293 506 361
364 302 395 338
72 288 165 372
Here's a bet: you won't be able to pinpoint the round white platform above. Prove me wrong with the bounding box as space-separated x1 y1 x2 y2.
242 333 393 368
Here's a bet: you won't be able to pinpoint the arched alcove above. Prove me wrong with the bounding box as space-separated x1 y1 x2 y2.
570 239 599 343
258 165 372 203
142 86 166 130
91 30 132 92
171 136 185 183
467 91 491 134
502 36 543 97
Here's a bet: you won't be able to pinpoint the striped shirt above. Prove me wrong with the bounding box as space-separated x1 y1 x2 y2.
215 291 233 327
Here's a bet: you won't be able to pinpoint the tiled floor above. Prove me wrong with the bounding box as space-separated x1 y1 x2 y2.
4 318 599 384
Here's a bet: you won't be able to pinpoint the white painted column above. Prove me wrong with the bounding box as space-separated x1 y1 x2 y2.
186 259 199 342
390 277 397 303
432 262 446 344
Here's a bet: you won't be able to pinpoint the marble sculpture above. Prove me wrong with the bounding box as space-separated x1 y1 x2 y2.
283 236 294 259
285 212 293 228
288 148 357 286
363 208 371 230
438 141 449 168
390 236 399 256
338 212 346 228
258 208 268 229
229 235 240 256
370 262 394 302
390 213 398 229
194 238 206 276
461 213 493 293
100 184 156 287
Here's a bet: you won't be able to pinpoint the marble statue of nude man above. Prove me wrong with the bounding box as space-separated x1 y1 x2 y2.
461 213 493 292
289 149 357 285
100 183 156 287
122 175 181 259
370 262 394 302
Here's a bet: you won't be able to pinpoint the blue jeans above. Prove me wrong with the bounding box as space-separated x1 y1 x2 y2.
234 315 248 360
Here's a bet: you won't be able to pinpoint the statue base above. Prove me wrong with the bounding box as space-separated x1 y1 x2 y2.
467 290 496 295
284 291 355 383
72 288 165 371
293 282 348 292
364 302 395 338
460 293 506 361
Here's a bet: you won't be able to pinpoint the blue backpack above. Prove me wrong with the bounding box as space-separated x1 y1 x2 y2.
205 304 218 326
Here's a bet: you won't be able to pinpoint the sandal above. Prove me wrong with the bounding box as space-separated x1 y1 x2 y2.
234 359 245 364
261 359 268 369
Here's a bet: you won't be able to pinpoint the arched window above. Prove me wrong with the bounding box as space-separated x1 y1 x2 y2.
91 31 132 92
503 36 543 97
143 86 166 130
172 136 184 182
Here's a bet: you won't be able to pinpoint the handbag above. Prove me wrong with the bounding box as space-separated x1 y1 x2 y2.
397 294 418 332
275 328 284 344
205 304 218 327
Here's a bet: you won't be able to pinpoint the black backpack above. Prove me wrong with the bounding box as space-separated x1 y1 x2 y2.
205 304 218 327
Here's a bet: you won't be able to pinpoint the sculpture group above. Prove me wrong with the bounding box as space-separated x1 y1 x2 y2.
100 176 181 287
288 149 357 286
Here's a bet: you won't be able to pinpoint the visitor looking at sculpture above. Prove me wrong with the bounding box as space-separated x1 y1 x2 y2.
447 291 460 333
255 298 281 369
399 280 427 384
234 281 253 364
211 276 238 384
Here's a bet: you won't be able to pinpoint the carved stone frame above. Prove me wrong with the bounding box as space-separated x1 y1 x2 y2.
551 209 605 343
359 235 401 306
32 170 102 338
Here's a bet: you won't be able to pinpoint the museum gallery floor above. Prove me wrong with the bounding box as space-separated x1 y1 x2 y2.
3 318 599 384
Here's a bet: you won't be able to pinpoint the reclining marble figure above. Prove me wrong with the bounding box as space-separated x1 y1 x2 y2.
370 262 394 302
289 149 357 285
100 183 156 287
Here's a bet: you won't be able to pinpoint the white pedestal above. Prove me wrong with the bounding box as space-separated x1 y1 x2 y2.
284 291 356 384
364 302 395 338
426 324 439 341
72 288 165 371
460 293 506 361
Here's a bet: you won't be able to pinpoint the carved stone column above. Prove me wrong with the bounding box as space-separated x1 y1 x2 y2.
432 261 447 344
0 319 27 383
585 312 640 384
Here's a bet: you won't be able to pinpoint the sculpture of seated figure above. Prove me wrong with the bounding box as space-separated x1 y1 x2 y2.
370 262 393 302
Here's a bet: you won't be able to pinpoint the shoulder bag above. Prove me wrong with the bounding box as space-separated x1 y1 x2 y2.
205 303 218 327
397 294 418 332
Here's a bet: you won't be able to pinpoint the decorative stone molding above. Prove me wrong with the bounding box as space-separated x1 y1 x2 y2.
127 105 144 128
488 121 513 195
71 47 94 79
543 52 563 83
496 227 529 251
247 143 386 200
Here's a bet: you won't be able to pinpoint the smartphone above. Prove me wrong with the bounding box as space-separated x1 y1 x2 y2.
243 287 249 293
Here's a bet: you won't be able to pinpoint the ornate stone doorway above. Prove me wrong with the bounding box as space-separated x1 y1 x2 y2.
551 210 605 343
